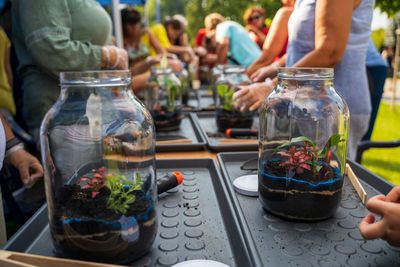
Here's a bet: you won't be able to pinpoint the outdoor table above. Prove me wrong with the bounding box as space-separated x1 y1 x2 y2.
2 149 399 266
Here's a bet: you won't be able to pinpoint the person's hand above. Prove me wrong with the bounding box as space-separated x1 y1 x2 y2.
359 186 400 247
7 149 43 187
194 46 207 57
250 62 279 82
101 46 128 70
168 58 183 73
246 24 259 34
145 55 162 66
233 79 274 112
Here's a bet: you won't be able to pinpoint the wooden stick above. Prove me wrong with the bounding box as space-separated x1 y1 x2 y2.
0 250 125 267
156 139 192 145
218 138 258 145
346 163 367 204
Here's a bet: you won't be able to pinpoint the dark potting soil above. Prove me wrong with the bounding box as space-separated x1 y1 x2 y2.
259 158 344 221
51 184 157 264
152 111 184 132
216 109 253 132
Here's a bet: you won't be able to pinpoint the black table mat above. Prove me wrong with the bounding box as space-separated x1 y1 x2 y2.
3 158 257 266
218 152 400 267
155 113 206 152
193 112 259 152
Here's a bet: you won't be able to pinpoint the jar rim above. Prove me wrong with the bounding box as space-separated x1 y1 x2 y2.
150 67 173 75
60 70 131 85
278 67 333 79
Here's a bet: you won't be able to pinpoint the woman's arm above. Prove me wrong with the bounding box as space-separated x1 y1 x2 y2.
4 47 12 87
18 0 116 78
292 0 356 67
247 7 293 75
1 113 43 186
146 28 166 55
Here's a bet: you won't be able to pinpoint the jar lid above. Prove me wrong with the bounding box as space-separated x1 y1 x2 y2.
233 174 258 197
172 260 230 267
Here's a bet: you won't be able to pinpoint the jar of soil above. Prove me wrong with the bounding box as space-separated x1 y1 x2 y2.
259 68 349 221
215 65 253 132
145 67 183 131
40 71 157 264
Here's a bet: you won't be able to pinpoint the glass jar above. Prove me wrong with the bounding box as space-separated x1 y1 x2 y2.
259 68 349 221
176 67 190 105
215 65 253 132
145 67 183 131
40 71 157 264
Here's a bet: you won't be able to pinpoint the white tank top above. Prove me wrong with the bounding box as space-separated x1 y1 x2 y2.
286 0 374 115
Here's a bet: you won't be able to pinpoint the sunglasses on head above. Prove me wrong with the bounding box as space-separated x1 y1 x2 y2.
249 15 260 22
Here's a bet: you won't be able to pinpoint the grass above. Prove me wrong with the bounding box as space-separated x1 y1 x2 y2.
361 102 400 185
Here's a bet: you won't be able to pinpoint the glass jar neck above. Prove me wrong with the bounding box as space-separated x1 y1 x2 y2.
277 67 334 90
150 67 173 76
59 71 132 99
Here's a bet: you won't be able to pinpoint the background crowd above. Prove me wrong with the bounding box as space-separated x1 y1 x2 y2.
0 0 399 247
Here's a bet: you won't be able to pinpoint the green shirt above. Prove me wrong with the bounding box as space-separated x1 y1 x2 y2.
12 0 112 130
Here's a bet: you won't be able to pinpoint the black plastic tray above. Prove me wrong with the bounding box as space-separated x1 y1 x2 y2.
3 158 256 267
217 152 400 267
193 112 258 152
156 113 206 152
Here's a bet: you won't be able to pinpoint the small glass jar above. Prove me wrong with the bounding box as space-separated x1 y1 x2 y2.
259 68 349 221
40 71 157 264
215 65 253 132
176 67 190 105
145 67 183 131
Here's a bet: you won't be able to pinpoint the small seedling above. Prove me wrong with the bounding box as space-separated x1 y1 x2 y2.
106 173 144 214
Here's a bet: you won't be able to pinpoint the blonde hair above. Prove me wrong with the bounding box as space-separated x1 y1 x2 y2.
243 6 265 25
204 13 225 31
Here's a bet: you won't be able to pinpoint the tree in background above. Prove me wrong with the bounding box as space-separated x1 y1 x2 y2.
375 0 399 17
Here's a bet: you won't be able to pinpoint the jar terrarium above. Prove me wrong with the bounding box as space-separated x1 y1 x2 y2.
176 67 190 105
40 71 157 264
145 67 183 131
259 68 349 221
215 65 253 132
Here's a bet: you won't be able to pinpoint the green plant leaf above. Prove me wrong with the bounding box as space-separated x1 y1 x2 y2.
217 84 228 98
318 134 342 158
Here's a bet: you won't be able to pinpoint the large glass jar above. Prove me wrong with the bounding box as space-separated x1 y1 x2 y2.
259 68 349 221
145 67 183 131
40 71 157 264
215 65 253 132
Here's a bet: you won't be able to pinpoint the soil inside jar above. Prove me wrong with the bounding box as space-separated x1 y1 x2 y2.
216 109 253 132
51 184 156 264
259 158 343 221
152 109 184 132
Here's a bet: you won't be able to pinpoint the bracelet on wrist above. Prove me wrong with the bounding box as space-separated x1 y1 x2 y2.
6 137 21 151
5 143 24 159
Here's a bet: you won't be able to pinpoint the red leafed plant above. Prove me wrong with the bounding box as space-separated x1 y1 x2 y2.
77 167 114 198
277 142 316 173
272 134 341 175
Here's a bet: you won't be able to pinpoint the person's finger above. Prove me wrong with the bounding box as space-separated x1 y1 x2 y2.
359 214 386 240
17 163 30 185
249 99 263 111
250 70 260 81
233 87 248 100
386 186 400 203
236 90 253 109
366 196 388 216
29 162 44 180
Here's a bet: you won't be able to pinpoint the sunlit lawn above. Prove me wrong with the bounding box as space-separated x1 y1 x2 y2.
361 102 400 185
